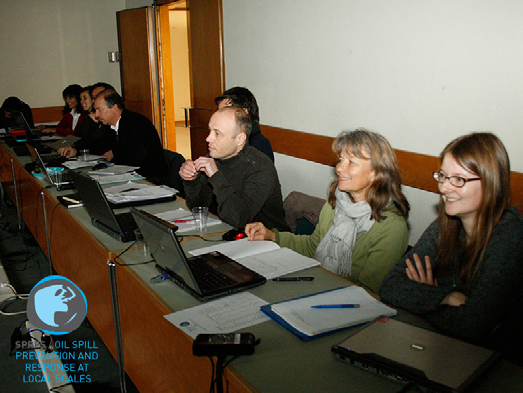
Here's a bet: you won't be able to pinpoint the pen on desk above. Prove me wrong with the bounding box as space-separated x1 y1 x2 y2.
150 273 169 284
272 277 314 282
121 187 139 193
173 219 195 223
311 304 360 309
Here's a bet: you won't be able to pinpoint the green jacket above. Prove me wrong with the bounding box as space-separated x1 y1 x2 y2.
274 202 409 293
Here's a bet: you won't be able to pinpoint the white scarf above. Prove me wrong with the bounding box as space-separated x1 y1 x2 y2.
314 187 375 276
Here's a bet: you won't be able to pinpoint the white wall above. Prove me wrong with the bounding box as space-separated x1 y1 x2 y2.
0 0 125 109
222 0 523 243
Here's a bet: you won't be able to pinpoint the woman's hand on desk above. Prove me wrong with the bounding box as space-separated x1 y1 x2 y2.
38 125 55 134
405 254 438 286
245 222 276 242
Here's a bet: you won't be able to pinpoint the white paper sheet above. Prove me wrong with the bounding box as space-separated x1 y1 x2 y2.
237 248 319 280
89 172 145 185
190 238 320 279
164 292 270 339
103 182 176 203
189 238 280 259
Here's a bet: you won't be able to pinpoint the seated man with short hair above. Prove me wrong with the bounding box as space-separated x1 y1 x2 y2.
179 106 288 231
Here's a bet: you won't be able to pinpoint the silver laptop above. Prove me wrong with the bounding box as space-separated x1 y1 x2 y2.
130 207 266 302
331 317 499 392
47 135 81 150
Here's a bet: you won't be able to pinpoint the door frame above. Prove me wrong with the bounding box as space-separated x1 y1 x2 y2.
154 0 225 159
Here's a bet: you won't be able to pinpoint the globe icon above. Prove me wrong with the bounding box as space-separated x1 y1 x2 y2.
27 276 87 335
34 284 78 327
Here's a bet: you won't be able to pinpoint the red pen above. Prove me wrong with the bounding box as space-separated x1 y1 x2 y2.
173 219 195 223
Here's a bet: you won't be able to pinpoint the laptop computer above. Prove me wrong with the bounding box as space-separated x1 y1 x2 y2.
47 135 81 150
69 171 138 242
10 110 55 155
331 317 500 393
130 207 266 302
26 144 73 191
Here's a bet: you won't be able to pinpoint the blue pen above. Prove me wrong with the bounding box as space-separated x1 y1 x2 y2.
311 304 360 309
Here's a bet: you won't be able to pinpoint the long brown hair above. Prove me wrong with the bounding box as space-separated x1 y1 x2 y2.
328 129 409 221
437 132 511 282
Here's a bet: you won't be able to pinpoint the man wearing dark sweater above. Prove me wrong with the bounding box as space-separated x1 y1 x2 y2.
180 107 288 231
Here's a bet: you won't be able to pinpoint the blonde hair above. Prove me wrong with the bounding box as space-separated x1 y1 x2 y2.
328 129 409 221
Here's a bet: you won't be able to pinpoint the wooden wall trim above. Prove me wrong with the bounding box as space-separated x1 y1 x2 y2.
261 124 523 212
31 106 63 123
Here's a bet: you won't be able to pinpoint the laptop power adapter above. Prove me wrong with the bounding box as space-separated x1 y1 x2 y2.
193 333 256 357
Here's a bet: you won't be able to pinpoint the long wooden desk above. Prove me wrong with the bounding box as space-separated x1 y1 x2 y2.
1 141 522 393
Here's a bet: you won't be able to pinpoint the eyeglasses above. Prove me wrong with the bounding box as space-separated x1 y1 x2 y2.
433 171 480 188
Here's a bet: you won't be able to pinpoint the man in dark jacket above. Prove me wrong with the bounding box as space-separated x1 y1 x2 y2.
93 90 167 184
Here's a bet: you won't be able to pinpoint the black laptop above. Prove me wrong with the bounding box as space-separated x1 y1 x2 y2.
26 144 74 190
331 317 500 393
69 171 138 242
130 207 266 301
10 110 55 156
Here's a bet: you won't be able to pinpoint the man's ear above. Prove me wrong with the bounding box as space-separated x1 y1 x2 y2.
236 131 247 147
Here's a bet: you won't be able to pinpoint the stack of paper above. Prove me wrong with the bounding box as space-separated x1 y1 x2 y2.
63 159 104 170
103 182 176 203
89 164 139 175
190 238 320 279
261 286 397 340
89 172 145 185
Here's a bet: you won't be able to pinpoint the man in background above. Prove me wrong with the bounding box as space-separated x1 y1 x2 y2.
215 87 274 162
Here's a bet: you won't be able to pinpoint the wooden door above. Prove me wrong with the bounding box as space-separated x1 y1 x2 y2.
117 7 156 123
186 0 225 159
117 1 224 156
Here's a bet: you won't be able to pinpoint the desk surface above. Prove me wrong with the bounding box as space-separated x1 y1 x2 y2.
2 141 522 393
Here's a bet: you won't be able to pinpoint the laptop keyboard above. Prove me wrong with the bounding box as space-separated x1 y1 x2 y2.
61 171 74 183
188 257 236 291
42 154 67 166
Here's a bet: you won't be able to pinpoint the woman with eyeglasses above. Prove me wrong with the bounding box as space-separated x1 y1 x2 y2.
380 132 522 348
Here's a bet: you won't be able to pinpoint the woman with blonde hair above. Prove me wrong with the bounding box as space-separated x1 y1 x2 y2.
246 129 410 293
380 132 522 348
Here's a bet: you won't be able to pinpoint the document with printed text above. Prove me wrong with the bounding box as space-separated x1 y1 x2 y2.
164 292 270 339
